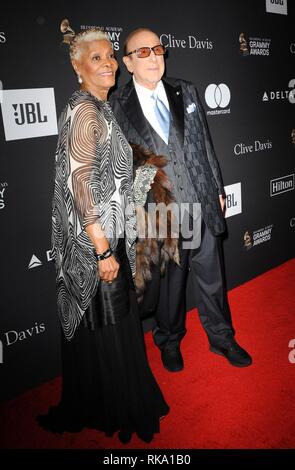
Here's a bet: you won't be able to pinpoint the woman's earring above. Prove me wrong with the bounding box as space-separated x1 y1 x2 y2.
77 75 83 84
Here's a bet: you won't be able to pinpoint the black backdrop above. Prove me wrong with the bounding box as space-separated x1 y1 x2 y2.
1 0 294 401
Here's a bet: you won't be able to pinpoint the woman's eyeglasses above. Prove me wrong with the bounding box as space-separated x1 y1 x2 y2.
126 44 166 58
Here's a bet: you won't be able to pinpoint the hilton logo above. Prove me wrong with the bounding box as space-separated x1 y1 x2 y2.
270 174 294 196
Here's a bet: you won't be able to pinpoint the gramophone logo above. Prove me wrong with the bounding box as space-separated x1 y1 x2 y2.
239 33 249 56
243 231 253 250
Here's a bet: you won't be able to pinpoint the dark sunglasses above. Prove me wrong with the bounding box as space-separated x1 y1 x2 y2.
126 44 166 58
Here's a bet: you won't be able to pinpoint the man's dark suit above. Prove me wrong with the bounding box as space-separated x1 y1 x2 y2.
110 77 235 350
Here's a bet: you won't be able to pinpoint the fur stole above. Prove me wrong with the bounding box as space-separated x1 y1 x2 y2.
132 144 180 302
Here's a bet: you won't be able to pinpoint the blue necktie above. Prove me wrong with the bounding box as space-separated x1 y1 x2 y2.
151 92 170 142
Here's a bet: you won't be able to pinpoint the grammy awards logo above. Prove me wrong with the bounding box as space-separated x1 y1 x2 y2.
244 225 273 249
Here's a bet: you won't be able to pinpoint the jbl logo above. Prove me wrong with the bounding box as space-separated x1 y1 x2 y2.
13 102 48 125
224 182 242 218
226 193 237 208
1 88 57 141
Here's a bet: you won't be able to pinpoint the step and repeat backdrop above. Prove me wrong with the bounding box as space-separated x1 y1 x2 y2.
1 0 294 401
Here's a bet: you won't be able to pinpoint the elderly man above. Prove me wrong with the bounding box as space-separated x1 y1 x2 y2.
110 28 252 372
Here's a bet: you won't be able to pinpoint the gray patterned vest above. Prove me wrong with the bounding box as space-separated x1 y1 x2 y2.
146 117 199 205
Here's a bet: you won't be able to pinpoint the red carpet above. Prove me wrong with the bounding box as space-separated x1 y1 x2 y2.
1 258 295 449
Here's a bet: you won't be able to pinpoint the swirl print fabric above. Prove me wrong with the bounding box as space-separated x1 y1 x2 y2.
51 91 137 340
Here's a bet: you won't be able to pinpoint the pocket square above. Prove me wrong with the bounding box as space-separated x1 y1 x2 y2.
186 103 196 114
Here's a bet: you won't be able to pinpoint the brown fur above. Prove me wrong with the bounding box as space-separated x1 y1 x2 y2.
132 144 180 302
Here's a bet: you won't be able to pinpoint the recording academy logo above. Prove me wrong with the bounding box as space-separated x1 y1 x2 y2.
224 182 242 218
239 32 271 56
1 88 58 141
80 24 122 51
0 32 6 43
234 139 272 156
266 0 288 15
0 181 8 210
270 174 294 197
28 250 53 269
243 224 274 250
205 83 231 116
160 33 213 50
262 79 295 103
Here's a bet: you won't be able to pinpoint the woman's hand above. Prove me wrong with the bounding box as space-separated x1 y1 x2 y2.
219 194 226 214
98 255 120 283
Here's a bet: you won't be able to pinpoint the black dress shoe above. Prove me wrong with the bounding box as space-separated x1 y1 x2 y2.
161 346 184 372
118 430 132 444
136 430 154 443
209 339 252 367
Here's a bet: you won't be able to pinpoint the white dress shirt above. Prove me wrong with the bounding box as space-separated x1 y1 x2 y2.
133 77 170 144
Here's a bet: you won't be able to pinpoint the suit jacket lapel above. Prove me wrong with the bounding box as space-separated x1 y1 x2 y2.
117 80 156 152
163 79 184 145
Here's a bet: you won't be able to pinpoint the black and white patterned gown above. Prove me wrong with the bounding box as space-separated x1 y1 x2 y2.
38 90 169 443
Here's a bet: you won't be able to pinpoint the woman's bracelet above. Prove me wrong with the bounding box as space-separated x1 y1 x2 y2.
94 247 113 261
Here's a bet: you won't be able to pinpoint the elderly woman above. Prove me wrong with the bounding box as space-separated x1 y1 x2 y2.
37 21 169 444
